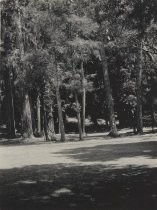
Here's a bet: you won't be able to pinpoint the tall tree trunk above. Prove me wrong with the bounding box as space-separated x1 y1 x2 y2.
151 103 155 133
15 0 33 137
0 98 2 126
22 93 33 138
53 54 66 142
136 40 143 134
0 6 2 126
58 120 60 134
43 104 48 140
40 92 45 136
82 88 86 135
99 44 118 137
56 85 65 142
37 95 41 134
46 106 56 141
41 84 56 141
75 93 83 140
6 71 16 138
81 61 86 136
15 0 24 57
95 8 119 137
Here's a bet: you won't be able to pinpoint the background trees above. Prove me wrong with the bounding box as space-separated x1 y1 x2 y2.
0 0 157 140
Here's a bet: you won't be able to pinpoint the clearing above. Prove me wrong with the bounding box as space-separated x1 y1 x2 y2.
0 131 157 210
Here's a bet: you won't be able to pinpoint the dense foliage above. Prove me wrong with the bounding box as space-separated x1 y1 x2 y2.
0 0 157 140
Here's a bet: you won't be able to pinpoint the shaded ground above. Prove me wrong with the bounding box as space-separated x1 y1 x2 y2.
0 133 157 210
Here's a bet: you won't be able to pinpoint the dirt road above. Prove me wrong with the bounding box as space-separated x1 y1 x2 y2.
0 132 157 169
0 133 157 210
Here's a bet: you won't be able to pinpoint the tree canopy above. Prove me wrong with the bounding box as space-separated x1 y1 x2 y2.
0 0 157 140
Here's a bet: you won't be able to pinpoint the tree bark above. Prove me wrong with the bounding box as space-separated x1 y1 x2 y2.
22 93 33 138
45 105 56 141
15 0 24 57
0 99 2 126
6 71 16 138
81 61 86 136
37 95 41 134
43 103 48 140
40 92 45 136
56 85 66 142
99 44 118 137
151 104 155 133
75 93 83 140
136 40 143 134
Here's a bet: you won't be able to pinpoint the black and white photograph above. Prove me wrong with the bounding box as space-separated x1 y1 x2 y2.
0 0 157 209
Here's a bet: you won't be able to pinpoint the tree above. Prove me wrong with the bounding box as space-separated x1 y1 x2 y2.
64 63 83 140
55 63 66 142
66 9 99 136
1 0 17 137
94 2 119 136
14 0 33 138
121 0 157 133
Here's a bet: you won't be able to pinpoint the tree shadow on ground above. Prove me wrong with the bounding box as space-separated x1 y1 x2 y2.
54 141 157 163
0 164 157 210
